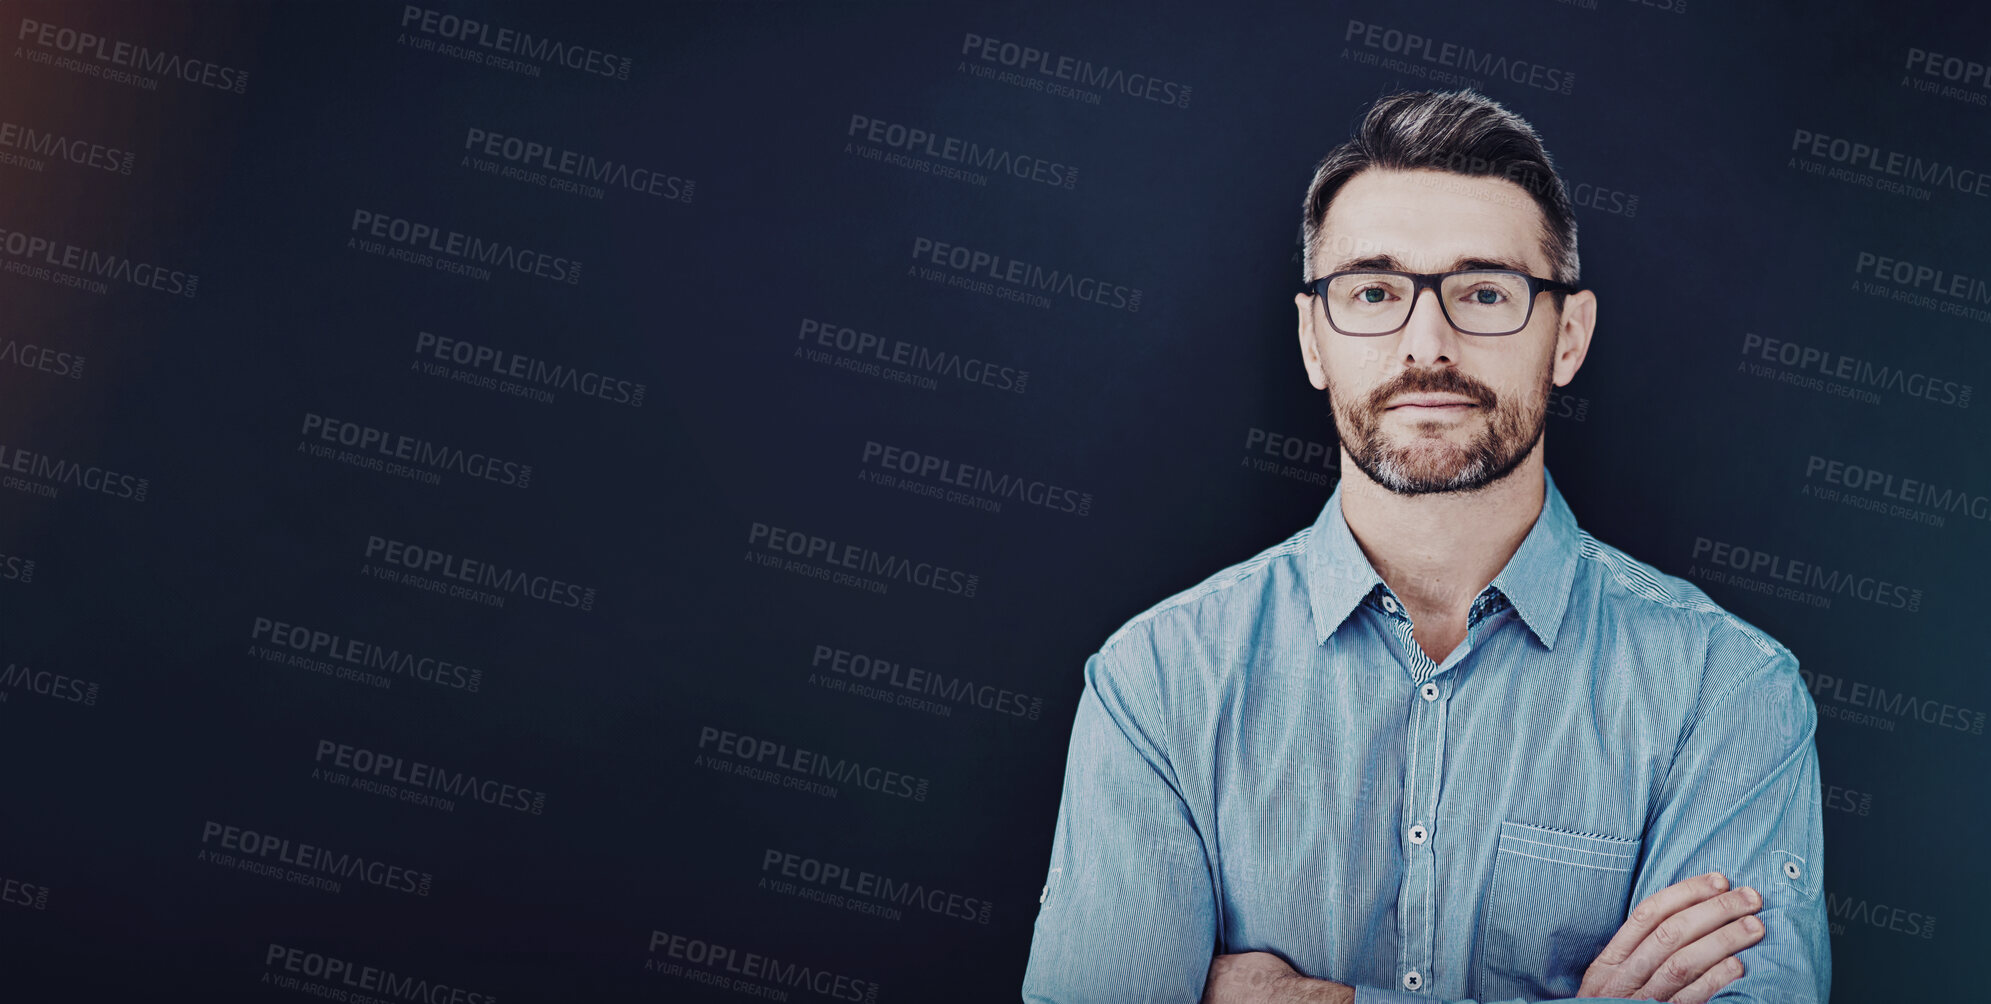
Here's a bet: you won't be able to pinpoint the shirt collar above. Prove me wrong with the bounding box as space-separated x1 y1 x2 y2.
1305 466 1583 650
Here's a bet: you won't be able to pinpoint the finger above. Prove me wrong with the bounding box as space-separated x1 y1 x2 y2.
1667 954 1747 1004
1635 913 1765 1002
1584 872 1731 992
1616 886 1762 993
1611 886 1763 996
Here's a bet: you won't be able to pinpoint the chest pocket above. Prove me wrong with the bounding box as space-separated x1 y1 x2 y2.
1478 820 1643 1001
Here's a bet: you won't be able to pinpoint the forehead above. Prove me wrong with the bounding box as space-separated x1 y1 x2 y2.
1315 167 1549 274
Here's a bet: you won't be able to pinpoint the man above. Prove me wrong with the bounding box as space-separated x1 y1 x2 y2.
1020 89 1828 1004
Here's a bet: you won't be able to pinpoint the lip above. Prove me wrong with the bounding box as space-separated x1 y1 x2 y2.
1385 395 1479 410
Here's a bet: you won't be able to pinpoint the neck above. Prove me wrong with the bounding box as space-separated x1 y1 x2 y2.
1338 450 1547 623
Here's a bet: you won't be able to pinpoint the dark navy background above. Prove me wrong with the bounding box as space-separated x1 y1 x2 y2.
1 1 1985 1000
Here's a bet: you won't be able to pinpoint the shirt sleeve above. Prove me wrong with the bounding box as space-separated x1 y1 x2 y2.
1021 646 1220 1004
1354 645 1831 1004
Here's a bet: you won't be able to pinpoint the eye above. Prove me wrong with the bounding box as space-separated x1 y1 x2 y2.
1353 285 1393 304
1462 286 1509 305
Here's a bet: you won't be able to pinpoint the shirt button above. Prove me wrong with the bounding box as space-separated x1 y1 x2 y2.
1783 861 1802 880
1419 681 1439 702
1403 970 1423 991
1381 595 1400 614
1408 823 1428 845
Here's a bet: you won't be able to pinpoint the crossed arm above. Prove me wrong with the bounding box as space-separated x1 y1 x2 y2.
1203 871 1770 1004
1021 647 1830 1004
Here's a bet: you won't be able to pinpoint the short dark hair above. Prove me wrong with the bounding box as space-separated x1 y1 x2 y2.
1299 88 1578 290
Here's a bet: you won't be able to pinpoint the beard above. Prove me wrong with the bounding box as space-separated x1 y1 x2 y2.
1329 362 1551 495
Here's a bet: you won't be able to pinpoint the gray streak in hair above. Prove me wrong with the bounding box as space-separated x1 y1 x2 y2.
1299 88 1579 295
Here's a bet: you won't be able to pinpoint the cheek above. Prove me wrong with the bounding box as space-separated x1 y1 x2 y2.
1326 341 1389 386
1482 344 1557 397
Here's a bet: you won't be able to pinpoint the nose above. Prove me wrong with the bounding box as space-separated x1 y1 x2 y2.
1396 286 1465 364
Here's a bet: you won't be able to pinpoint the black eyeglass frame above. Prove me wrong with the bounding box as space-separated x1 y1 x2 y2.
1302 269 1583 337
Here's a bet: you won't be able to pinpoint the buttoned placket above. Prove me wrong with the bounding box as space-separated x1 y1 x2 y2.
1373 584 1509 995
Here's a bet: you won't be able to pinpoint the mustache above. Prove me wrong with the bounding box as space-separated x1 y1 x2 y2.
1366 368 1497 413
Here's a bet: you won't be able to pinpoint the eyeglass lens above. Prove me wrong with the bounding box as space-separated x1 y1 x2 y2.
1325 271 1535 335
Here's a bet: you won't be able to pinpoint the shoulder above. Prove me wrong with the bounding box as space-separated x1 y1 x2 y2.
1094 523 1312 675
1573 528 1806 720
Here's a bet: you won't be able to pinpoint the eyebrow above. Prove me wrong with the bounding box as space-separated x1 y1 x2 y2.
1326 253 1534 275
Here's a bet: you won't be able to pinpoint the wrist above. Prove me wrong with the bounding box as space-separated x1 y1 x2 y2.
1277 975 1354 1004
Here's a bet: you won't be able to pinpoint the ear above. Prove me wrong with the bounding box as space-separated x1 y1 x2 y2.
1296 292 1329 391
1551 289 1596 388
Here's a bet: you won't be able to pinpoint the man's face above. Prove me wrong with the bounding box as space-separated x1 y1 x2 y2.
1294 167 1595 496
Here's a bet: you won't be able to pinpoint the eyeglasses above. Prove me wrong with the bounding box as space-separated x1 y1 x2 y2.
1303 269 1582 336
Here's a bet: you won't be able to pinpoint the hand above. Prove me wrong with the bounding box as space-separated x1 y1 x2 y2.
1578 871 1766 1003
1201 952 1353 1004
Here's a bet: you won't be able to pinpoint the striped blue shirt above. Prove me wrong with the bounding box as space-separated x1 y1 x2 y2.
1022 468 1829 1003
